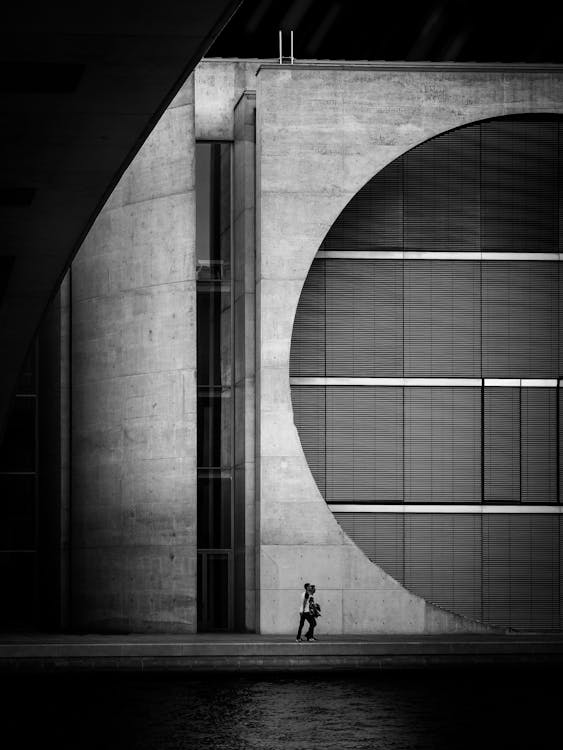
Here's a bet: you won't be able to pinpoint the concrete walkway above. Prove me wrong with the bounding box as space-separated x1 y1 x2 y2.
1 632 563 672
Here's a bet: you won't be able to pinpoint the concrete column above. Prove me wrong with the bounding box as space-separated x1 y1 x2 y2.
233 90 257 631
71 79 197 632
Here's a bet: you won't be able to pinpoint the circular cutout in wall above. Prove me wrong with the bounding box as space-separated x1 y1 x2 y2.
290 114 563 631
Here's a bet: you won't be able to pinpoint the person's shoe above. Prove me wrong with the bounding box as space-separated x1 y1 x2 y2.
295 637 303 642
307 637 318 641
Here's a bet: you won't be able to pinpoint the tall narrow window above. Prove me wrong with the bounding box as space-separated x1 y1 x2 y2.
196 142 233 631
0 345 38 629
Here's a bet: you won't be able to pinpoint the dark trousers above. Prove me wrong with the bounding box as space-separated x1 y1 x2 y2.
296 613 316 639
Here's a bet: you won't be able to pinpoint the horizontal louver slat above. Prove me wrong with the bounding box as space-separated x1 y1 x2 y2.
290 386 326 497
483 514 560 630
482 261 558 378
559 123 563 255
320 161 403 251
326 259 403 377
326 387 403 503
404 260 481 376
521 388 557 503
560 516 563 632
559 262 563 379
289 259 325 377
404 513 482 621
333 512 404 583
404 387 481 503
333 511 561 630
404 125 481 251
320 116 561 256
484 388 520 503
482 119 558 251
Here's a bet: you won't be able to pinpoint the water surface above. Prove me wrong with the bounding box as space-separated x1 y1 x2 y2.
4 668 560 749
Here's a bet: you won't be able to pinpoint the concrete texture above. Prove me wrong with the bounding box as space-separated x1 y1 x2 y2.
71 77 197 632
233 90 258 631
2 632 562 672
194 63 262 631
255 62 563 634
195 59 261 140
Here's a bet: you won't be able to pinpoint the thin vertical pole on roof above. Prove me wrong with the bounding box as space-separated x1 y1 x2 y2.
291 30 294 63
279 30 282 64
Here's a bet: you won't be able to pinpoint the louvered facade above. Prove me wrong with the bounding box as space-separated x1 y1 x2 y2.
291 115 563 630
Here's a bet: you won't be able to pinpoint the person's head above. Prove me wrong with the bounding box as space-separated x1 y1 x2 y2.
304 582 310 590
310 584 316 594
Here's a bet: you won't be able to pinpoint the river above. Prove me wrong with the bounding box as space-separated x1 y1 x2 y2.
4 667 560 749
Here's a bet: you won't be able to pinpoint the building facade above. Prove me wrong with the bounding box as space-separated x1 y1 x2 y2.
3 59 563 633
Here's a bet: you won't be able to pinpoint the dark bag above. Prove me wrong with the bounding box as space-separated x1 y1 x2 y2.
309 598 321 618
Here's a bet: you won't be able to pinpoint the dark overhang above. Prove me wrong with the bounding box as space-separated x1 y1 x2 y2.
0 0 242 428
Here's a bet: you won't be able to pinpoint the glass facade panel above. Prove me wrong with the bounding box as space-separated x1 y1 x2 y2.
196 142 231 277
404 261 481 377
196 141 234 631
521 388 557 503
326 260 403 377
292 256 561 505
290 386 326 498
319 161 403 251
289 259 325 377
482 262 558 378
293 383 561 507
484 388 520 503
404 513 482 621
197 476 231 549
197 287 231 387
197 552 230 632
341 511 561 630
404 125 481 251
483 514 560 630
197 390 232 469
404 387 481 504
334 512 404 582
325 386 403 503
481 119 558 251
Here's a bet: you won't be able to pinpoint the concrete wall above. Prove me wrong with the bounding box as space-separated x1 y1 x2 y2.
195 59 261 140
255 62 563 634
71 79 197 632
233 91 257 631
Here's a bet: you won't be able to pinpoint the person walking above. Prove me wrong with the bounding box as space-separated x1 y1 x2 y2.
296 582 321 642
306 584 321 641
296 583 313 642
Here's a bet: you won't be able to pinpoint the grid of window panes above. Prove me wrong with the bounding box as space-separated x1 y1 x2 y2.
196 142 233 631
291 116 563 506
0 345 38 627
291 114 563 630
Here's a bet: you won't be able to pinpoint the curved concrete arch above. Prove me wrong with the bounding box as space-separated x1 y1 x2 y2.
256 63 563 634
0 1 242 440
315 110 563 258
